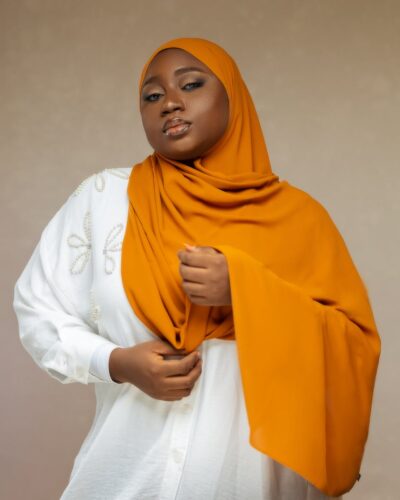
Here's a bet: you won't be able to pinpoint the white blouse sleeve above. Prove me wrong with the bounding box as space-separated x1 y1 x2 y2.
89 343 118 382
13 176 122 385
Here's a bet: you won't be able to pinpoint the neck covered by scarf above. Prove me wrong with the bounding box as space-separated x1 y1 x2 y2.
121 37 380 497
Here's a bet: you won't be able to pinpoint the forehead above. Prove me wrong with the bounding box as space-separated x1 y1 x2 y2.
143 48 213 79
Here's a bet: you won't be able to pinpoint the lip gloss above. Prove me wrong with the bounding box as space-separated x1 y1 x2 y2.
164 123 191 137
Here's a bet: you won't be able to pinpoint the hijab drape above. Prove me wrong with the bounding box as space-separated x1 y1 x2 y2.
121 37 380 497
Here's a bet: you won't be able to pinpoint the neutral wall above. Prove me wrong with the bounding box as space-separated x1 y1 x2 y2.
1 1 399 499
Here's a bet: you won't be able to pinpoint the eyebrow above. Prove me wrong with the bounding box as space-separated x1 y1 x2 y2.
142 66 208 89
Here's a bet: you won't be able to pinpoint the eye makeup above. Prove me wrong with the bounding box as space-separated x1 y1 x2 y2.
142 80 205 102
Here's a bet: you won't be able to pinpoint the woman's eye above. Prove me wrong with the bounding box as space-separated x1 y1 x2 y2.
183 81 204 90
143 81 204 102
144 93 161 102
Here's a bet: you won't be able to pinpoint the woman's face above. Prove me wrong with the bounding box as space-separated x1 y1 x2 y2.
140 48 229 165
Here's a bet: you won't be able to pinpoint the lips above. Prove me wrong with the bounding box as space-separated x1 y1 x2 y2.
163 118 191 133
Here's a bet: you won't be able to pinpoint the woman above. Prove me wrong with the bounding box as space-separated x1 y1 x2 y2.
13 37 380 500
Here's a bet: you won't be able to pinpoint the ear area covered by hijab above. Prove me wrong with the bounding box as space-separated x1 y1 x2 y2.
121 37 381 497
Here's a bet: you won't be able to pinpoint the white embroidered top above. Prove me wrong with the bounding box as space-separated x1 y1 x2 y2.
13 167 341 500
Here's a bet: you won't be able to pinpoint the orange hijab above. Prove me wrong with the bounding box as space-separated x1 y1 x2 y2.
121 37 380 497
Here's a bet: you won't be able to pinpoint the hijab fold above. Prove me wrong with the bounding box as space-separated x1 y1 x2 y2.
121 37 380 496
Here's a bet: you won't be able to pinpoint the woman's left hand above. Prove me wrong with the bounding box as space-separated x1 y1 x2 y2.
177 244 232 306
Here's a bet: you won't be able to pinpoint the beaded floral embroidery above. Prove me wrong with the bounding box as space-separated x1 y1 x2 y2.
89 289 101 327
69 168 129 275
72 176 91 197
106 168 130 180
73 168 130 197
67 211 92 275
95 168 131 191
94 172 106 192
67 213 124 276
103 224 124 275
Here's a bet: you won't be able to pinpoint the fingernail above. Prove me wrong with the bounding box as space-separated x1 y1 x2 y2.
184 243 196 250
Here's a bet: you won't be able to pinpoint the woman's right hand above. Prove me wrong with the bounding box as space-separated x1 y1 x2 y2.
109 340 202 401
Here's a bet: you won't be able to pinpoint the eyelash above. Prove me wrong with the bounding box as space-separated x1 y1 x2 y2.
143 81 204 102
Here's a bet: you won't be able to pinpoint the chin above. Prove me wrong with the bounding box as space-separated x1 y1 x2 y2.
163 149 198 162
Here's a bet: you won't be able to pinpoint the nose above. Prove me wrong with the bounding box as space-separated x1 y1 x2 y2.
161 89 185 116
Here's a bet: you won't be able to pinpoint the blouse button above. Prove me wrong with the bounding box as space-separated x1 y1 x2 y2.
182 403 192 413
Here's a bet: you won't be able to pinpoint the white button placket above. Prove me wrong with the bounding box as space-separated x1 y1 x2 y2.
158 399 195 500
158 349 203 500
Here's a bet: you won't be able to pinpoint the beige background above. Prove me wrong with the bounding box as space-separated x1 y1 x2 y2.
1 1 399 499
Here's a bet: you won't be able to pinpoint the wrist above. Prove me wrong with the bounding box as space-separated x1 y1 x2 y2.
109 347 126 384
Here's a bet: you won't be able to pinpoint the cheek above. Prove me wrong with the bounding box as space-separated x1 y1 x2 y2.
194 97 228 138
141 112 159 142
141 111 153 131
218 91 230 131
